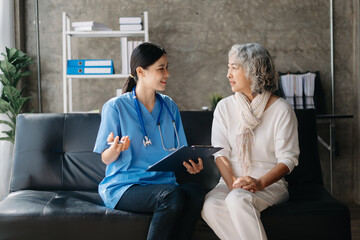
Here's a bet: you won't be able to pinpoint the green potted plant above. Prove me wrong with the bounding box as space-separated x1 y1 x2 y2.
0 47 32 200
0 47 32 143
210 93 223 111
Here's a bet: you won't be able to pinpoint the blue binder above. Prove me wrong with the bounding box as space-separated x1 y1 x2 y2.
67 59 113 67
67 66 114 75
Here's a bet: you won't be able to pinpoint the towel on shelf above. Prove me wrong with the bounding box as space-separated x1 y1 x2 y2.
294 74 304 109
303 72 316 109
280 74 295 108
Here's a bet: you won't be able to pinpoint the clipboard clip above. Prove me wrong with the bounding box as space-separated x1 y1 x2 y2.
191 145 213 148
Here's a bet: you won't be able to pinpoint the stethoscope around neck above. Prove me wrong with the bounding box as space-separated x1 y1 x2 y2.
132 88 180 151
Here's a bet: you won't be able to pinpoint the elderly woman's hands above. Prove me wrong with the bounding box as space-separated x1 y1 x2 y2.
232 176 265 193
183 158 203 174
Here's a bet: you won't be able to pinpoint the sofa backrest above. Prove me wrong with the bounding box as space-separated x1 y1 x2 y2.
286 109 324 187
176 111 221 190
10 114 105 192
10 109 323 193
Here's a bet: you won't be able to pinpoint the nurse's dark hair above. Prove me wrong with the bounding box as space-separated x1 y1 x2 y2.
122 42 167 93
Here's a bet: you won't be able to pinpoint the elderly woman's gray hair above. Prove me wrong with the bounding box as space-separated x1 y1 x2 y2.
229 43 278 94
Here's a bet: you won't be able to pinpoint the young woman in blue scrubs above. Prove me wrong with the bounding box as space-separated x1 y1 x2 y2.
94 42 206 240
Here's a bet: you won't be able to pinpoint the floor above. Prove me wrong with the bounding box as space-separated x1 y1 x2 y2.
348 202 360 240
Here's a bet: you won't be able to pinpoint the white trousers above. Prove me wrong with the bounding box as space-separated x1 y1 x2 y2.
201 180 289 240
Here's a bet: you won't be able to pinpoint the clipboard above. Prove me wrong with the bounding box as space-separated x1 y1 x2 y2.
147 146 223 172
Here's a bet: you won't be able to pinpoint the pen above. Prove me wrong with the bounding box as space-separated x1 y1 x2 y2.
107 140 125 145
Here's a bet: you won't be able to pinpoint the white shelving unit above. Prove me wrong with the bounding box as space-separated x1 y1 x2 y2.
62 11 149 113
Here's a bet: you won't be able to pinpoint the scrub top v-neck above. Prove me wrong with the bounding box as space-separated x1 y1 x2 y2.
94 91 187 209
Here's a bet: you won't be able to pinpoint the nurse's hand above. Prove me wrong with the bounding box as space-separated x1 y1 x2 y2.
107 132 130 153
183 158 203 174
101 133 130 165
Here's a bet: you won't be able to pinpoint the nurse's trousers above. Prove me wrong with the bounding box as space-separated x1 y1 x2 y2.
201 181 288 240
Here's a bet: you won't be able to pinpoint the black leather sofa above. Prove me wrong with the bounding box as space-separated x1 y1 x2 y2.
0 109 351 240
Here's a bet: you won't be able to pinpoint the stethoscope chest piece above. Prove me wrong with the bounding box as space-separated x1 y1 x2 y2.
143 136 152 147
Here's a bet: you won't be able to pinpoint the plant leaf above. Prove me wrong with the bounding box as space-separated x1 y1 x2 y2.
0 73 10 86
14 97 31 114
0 99 11 113
0 128 14 143
10 70 22 87
0 119 15 129
16 58 33 69
0 136 14 144
3 86 20 104
0 61 16 84
1 87 18 116
7 48 19 63
20 70 31 77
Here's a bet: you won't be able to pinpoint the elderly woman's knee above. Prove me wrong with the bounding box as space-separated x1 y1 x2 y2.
225 189 253 208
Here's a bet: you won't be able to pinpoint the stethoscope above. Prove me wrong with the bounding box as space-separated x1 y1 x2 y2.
132 88 180 151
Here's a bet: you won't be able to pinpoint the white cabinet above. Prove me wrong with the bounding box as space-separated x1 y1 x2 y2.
62 11 149 113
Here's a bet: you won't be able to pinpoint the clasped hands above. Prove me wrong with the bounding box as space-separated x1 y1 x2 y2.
232 176 265 193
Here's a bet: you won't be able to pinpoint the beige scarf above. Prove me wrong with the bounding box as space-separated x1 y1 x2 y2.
234 91 271 176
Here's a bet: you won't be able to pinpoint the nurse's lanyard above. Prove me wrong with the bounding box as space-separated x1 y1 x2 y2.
132 88 180 151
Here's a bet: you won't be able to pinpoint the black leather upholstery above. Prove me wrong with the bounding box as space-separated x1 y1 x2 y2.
10 114 104 192
285 109 324 187
0 110 351 240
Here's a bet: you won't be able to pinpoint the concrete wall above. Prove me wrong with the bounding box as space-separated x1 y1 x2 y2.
353 0 360 204
21 0 358 202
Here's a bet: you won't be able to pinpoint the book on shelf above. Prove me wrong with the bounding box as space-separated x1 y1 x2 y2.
119 24 142 31
122 40 143 74
121 38 128 75
119 17 142 24
68 59 113 67
127 41 133 73
72 21 109 28
73 25 112 31
67 66 114 75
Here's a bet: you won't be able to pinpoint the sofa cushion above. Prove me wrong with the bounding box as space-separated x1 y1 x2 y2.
262 186 351 240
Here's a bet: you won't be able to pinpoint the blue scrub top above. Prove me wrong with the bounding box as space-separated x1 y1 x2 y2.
93 92 187 209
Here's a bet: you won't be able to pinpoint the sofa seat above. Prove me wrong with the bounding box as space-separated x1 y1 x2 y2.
261 185 351 240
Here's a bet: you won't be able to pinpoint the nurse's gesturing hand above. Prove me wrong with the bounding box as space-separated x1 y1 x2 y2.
101 132 130 165
183 158 203 174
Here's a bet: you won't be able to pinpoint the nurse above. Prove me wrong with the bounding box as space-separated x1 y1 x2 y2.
94 42 205 240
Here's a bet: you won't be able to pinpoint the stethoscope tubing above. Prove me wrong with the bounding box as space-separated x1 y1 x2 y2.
132 87 180 151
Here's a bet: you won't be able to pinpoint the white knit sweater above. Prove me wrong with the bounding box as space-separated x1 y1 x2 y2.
212 96 300 185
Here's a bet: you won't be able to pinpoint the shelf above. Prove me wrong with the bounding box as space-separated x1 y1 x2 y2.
65 30 146 38
67 74 129 79
63 11 149 113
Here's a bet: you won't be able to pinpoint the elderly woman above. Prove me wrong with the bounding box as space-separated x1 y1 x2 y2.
201 43 300 240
